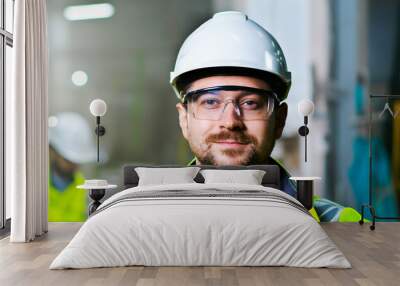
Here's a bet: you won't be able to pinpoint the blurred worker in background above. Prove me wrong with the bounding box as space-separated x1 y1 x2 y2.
48 112 97 222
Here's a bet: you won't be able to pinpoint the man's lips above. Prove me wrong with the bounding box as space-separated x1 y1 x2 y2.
214 140 248 146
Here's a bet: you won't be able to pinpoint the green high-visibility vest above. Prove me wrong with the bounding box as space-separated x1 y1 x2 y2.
48 171 87 222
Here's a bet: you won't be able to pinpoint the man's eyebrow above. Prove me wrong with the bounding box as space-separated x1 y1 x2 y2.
210 90 267 96
185 86 275 99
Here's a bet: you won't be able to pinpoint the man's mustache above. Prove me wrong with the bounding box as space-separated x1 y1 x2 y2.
206 131 257 145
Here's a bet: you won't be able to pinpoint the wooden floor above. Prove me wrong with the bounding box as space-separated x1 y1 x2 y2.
0 223 399 286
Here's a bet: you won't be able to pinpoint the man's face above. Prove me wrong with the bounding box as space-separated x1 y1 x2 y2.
176 75 288 165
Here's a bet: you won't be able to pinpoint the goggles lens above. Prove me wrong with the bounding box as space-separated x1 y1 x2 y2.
184 85 278 121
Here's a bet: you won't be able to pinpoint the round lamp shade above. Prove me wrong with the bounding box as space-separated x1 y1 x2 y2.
90 99 107 117
298 99 314 116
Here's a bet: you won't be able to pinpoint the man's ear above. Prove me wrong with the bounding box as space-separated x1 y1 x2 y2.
274 102 288 139
176 103 189 140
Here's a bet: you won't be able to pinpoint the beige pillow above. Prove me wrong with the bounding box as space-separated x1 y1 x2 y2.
200 169 266 185
135 167 201 186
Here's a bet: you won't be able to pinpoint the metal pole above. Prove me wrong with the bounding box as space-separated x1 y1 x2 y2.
96 116 100 162
368 94 372 206
97 129 99 162
305 133 307 162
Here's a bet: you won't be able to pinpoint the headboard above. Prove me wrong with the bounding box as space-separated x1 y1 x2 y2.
122 164 281 190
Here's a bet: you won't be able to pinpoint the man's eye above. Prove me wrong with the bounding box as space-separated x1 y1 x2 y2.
200 99 220 108
241 100 260 109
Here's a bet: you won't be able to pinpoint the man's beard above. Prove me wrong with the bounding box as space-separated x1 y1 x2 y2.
192 130 269 166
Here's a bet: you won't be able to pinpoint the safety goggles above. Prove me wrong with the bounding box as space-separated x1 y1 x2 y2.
182 85 279 121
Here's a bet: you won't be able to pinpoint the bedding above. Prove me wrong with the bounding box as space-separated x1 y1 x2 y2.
50 183 351 269
135 167 200 186
200 169 266 185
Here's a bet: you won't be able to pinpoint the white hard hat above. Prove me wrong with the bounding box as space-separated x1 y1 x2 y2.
170 11 291 101
48 112 97 164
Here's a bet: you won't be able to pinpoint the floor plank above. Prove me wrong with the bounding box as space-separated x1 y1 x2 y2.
0 222 399 286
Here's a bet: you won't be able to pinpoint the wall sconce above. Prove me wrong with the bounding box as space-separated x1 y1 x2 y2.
89 99 107 162
297 99 314 162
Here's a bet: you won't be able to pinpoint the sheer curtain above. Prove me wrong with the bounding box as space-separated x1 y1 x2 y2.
7 0 48 242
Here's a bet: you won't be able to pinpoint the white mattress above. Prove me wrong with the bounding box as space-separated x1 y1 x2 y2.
50 183 351 269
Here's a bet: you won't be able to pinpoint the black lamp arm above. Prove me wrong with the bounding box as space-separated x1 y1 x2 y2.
94 116 106 162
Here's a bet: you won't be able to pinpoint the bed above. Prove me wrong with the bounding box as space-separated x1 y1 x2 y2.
49 165 350 269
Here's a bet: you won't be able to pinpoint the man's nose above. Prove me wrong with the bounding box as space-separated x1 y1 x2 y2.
219 102 245 129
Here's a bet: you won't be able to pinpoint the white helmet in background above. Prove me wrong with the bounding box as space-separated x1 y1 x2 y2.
170 11 291 102
48 112 97 164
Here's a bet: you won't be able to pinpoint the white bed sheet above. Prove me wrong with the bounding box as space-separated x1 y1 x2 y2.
50 183 351 269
